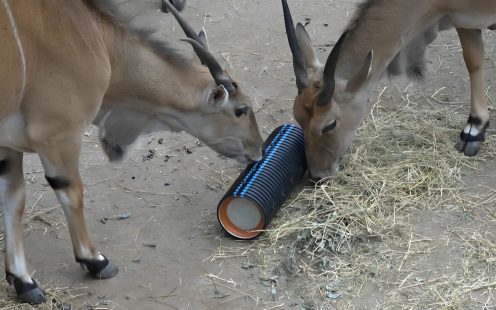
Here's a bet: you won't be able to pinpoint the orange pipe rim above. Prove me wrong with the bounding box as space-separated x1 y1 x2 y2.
218 196 265 239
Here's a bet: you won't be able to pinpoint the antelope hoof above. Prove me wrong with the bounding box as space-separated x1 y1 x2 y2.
455 116 489 157
18 286 46 304
94 261 119 279
76 256 119 279
6 273 46 304
455 137 483 157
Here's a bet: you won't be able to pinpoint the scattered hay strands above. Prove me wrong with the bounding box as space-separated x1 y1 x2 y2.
251 86 496 308
269 105 479 247
0 283 88 310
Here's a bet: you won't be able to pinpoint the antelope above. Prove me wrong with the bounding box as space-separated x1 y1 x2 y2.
0 0 262 303
281 0 496 179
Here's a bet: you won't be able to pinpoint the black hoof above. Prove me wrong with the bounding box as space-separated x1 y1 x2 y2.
6 272 46 304
455 115 489 157
76 255 119 279
454 137 465 153
18 286 46 304
93 260 119 279
455 137 483 157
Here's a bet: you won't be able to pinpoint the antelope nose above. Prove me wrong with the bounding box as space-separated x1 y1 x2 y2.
248 147 263 162
251 154 263 162
246 153 262 163
307 171 323 183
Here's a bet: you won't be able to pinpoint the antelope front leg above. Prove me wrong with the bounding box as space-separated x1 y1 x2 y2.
0 148 45 304
455 28 489 156
38 140 118 279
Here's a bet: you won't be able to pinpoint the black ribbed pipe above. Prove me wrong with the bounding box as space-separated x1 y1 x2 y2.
218 124 307 239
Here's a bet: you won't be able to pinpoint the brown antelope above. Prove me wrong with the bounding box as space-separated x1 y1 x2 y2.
0 0 262 303
281 0 496 179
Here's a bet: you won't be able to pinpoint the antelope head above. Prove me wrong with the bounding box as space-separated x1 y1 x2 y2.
282 0 373 179
164 1 263 163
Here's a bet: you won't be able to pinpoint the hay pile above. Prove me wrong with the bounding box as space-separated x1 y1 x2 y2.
268 103 478 252
257 88 496 308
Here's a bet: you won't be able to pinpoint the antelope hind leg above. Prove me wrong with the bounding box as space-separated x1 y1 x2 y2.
455 28 489 156
0 148 45 304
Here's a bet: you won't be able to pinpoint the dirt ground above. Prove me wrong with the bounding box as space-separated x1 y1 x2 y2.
2 0 496 309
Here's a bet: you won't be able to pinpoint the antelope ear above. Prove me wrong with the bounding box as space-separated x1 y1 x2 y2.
345 50 373 94
206 85 229 109
295 23 320 70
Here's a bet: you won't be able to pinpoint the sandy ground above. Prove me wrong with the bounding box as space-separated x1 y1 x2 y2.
1 0 496 309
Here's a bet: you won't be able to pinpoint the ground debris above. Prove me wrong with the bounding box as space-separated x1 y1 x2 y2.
164 177 173 186
259 274 278 287
241 262 255 270
100 212 131 223
323 286 341 300
143 149 156 161
183 146 193 154
213 290 230 299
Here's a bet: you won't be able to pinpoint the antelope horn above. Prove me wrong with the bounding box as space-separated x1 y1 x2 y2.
198 28 209 50
281 0 309 93
162 1 203 52
181 39 236 93
161 0 186 13
316 30 348 107
170 0 186 12
163 1 236 93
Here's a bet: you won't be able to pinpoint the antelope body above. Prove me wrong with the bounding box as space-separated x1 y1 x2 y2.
0 0 262 303
282 0 496 178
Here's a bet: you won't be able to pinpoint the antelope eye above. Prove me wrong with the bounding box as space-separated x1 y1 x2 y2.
234 106 249 117
322 121 337 133
231 81 239 90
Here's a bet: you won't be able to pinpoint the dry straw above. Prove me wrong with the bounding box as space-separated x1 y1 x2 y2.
268 103 477 250
0 282 87 310
254 86 496 308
